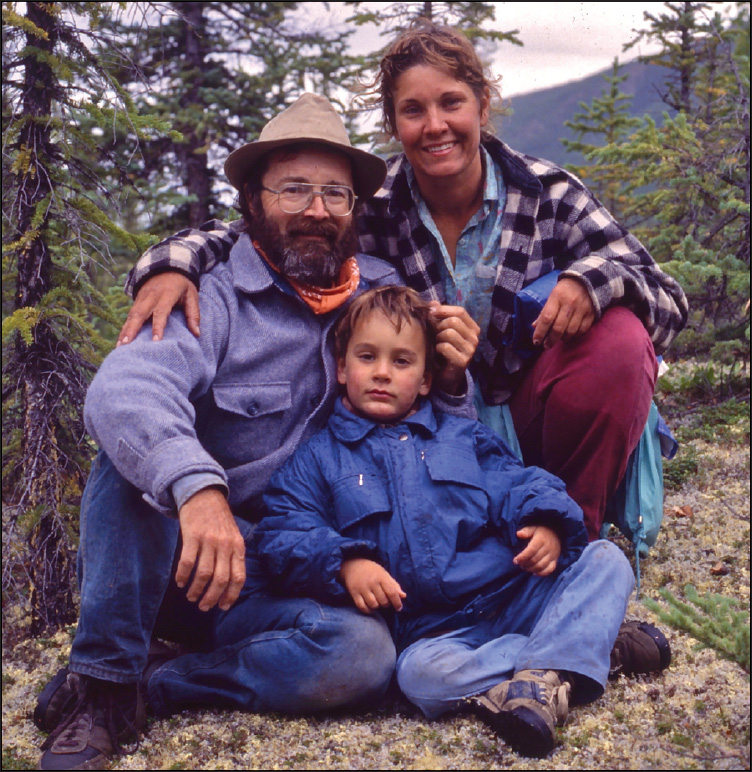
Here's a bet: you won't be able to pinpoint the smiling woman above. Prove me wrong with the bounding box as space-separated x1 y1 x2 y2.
391 64 490 232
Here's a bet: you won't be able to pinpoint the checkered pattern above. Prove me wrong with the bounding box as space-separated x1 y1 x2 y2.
126 138 687 402
125 219 246 298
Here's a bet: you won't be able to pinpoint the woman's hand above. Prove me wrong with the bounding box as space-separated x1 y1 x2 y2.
429 302 480 395
532 278 595 349
117 273 201 346
340 558 406 613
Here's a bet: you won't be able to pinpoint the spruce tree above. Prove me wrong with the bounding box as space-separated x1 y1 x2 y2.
561 59 642 220
643 584 750 673
110 2 360 234
565 3 750 364
2 1 173 636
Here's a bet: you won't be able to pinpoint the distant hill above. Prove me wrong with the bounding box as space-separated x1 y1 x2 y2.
494 59 675 168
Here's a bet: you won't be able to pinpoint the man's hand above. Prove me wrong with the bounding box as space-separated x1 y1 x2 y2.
177 488 246 612
513 525 562 577
429 302 480 395
340 558 406 614
532 277 595 349
118 273 200 346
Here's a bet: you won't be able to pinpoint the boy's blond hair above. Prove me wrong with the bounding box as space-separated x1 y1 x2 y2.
334 286 440 377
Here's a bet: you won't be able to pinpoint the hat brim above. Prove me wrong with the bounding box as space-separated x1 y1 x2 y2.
224 138 387 200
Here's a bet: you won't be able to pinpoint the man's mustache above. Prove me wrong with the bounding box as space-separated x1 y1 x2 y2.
287 219 339 241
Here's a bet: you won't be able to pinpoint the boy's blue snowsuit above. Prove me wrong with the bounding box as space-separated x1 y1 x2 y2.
253 398 635 718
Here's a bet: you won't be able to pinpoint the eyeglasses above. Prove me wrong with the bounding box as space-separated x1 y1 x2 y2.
261 182 356 216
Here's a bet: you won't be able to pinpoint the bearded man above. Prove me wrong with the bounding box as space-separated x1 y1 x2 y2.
37 94 476 772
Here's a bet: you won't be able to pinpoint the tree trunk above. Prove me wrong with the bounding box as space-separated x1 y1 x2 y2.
14 1 55 309
11 1 76 634
176 1 212 226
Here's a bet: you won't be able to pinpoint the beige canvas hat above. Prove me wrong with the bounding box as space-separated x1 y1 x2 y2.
224 93 387 199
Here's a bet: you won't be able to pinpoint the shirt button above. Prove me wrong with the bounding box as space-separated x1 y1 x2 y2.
248 403 259 416
399 434 409 441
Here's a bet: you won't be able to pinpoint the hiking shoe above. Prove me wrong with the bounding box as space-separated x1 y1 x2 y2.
34 667 75 733
610 621 672 678
35 639 179 737
475 669 570 757
39 673 146 771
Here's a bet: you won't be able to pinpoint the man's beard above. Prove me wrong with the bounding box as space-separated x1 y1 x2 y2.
253 210 358 287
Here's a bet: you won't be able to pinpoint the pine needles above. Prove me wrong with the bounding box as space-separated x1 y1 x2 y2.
643 584 750 673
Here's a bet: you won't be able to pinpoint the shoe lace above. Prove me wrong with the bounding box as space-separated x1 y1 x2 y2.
516 670 571 725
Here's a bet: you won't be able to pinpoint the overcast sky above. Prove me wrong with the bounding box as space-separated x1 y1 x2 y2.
311 1 732 97
487 1 668 96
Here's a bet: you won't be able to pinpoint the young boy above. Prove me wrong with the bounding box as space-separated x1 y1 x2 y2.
253 286 670 758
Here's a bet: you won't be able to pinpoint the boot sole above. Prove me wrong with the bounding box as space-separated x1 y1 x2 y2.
483 705 556 758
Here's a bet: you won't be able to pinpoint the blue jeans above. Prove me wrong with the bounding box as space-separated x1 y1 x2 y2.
70 452 395 714
396 541 633 719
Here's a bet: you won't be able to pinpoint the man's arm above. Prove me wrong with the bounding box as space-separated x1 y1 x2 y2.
119 219 242 345
85 289 229 513
87 284 252 609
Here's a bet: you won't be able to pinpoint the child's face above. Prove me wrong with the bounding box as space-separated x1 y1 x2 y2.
337 310 432 423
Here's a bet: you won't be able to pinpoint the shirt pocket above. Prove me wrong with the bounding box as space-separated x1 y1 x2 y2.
201 382 292 467
423 445 484 488
423 446 490 547
331 472 391 535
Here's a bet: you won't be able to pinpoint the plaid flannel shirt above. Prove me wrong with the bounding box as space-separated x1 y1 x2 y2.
126 137 687 403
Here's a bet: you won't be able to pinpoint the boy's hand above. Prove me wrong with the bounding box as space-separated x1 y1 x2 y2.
514 525 561 577
340 558 406 613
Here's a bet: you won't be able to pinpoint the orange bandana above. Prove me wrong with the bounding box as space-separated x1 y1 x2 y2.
255 242 360 315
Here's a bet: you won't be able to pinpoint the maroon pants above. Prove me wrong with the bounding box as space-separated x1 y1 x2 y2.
508 308 658 541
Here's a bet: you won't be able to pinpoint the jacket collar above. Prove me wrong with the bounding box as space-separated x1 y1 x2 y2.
329 397 438 443
483 137 543 195
228 233 277 295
